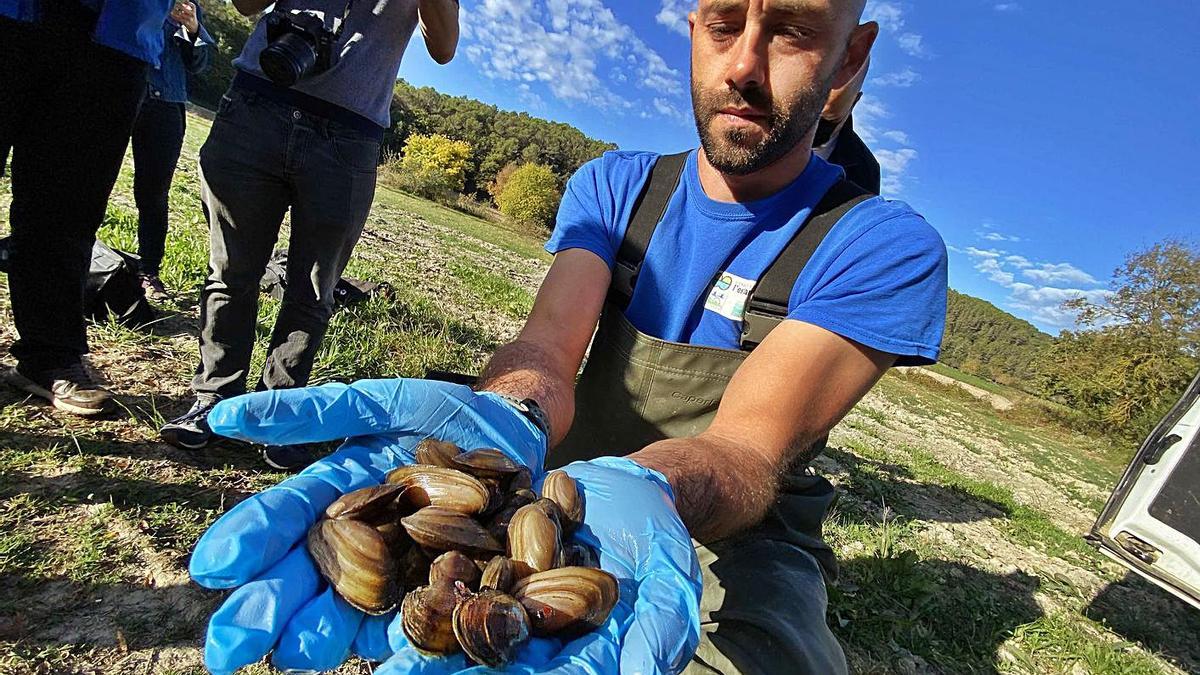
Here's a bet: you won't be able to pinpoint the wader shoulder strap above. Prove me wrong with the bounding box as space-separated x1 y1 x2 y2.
610 151 690 309
739 179 873 349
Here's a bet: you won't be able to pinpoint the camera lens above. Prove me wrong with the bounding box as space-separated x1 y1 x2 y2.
260 33 319 87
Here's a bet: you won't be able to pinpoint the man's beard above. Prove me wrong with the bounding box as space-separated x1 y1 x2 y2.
692 72 836 176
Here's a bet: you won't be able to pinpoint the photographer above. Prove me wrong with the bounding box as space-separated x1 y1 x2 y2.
132 1 215 299
160 0 460 461
1 0 174 416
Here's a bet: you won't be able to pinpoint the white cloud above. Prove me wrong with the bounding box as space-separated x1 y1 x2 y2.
897 32 931 58
959 247 1107 330
875 148 917 195
865 1 906 33
1022 262 1097 286
872 67 921 88
978 230 1022 242
656 0 692 38
460 0 687 121
854 95 918 194
994 3 1021 12
882 129 910 144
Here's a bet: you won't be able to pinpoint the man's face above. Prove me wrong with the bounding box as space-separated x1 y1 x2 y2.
690 0 855 175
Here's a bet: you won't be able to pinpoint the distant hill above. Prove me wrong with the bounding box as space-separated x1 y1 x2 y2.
388 80 616 199
941 289 1051 390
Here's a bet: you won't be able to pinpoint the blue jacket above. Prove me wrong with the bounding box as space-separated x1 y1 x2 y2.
0 0 174 66
147 6 215 103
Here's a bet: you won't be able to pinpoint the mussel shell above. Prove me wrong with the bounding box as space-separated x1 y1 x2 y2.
324 483 406 523
401 506 504 556
510 566 619 638
480 556 516 593
505 488 539 510
401 545 434 589
509 467 534 492
541 470 584 534
415 438 464 469
507 501 561 579
452 448 523 479
429 550 482 589
401 580 461 655
452 587 531 668
384 466 491 515
307 518 397 615
562 542 598 569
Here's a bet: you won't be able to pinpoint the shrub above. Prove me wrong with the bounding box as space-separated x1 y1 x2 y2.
495 163 560 230
396 134 472 199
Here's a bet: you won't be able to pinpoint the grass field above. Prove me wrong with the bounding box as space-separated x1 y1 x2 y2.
2 113 1198 674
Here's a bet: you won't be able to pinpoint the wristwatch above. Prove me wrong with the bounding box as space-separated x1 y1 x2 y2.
496 393 551 441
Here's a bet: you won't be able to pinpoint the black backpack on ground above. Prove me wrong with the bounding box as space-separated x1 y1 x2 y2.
0 236 156 329
259 249 391 307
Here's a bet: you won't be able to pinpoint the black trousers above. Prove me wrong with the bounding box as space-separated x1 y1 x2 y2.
131 98 186 276
0 10 148 372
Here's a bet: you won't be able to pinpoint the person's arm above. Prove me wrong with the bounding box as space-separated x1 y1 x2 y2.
476 248 610 447
417 0 459 64
629 321 894 542
232 0 272 17
179 3 215 74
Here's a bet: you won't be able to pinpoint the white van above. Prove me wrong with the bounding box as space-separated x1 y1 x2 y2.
1089 370 1200 610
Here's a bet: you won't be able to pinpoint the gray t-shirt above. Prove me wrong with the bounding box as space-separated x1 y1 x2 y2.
234 0 419 128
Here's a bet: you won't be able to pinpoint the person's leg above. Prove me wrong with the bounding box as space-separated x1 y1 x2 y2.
683 536 848 675
191 90 292 399
2 9 147 415
257 119 379 391
132 99 186 280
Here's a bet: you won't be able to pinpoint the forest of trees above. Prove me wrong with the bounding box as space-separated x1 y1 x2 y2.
940 290 1050 390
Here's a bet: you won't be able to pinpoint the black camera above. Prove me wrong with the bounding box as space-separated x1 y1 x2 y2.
260 9 343 87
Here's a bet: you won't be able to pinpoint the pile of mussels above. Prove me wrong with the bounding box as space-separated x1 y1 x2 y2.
306 438 618 667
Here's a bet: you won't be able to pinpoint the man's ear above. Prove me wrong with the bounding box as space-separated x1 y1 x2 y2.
688 10 697 38
832 21 878 91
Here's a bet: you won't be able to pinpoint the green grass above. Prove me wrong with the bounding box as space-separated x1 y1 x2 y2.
449 259 536 319
926 362 1022 397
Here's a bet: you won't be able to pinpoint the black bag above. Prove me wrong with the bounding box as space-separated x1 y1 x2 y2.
0 236 156 329
259 249 390 307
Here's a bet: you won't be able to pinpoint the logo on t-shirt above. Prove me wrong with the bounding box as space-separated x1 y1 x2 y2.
704 271 756 321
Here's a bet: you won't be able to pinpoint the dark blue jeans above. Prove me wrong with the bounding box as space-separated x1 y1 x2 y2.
0 9 148 372
131 97 186 277
193 87 380 397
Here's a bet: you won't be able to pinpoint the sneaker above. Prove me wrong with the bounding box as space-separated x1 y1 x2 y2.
263 444 324 472
139 274 169 301
160 394 222 450
2 362 113 416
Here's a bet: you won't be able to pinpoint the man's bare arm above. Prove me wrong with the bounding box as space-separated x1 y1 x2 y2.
418 0 459 64
476 250 610 447
630 321 895 542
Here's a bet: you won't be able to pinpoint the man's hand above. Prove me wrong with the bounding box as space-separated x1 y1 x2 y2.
189 379 547 674
170 0 199 35
364 458 702 674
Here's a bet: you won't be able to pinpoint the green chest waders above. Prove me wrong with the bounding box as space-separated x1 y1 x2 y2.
550 153 872 584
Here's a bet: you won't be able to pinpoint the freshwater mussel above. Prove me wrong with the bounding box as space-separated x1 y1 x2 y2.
305 437 618 666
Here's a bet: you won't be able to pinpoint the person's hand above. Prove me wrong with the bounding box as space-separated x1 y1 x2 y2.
364 457 703 674
188 379 547 674
170 0 199 35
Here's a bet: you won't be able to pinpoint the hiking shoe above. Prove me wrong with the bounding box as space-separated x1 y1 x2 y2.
160 394 222 450
139 274 169 301
263 443 324 472
2 362 113 416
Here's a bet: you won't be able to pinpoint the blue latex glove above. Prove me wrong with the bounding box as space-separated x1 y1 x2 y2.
368 457 703 675
189 379 547 674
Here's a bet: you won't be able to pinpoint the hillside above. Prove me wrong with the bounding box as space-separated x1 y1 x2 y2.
941 289 1052 391
1 110 1198 675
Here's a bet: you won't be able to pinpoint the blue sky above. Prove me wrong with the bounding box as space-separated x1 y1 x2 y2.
398 1 1200 334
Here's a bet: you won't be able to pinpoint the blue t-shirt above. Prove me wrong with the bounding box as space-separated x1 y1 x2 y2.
545 150 948 366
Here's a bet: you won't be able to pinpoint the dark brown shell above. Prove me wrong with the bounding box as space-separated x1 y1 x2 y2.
306 518 397 615
401 506 504 556
452 587 531 668
480 556 516 593
562 542 598 569
401 581 461 655
429 550 482 590
324 483 406 523
452 449 524 480
510 566 619 638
